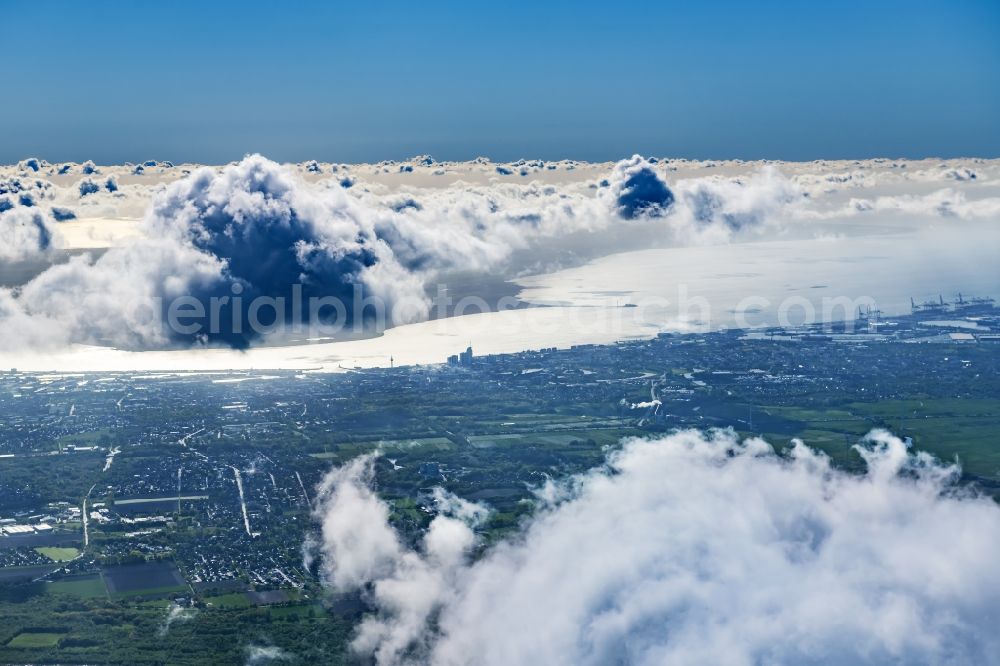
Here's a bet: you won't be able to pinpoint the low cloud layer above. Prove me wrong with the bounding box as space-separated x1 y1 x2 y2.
311 429 1000 665
846 188 1000 219
0 155 805 351
3 154 998 353
2 157 432 349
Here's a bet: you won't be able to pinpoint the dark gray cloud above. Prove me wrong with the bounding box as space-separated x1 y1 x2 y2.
0 177 52 198
78 179 100 196
77 175 119 196
50 206 77 221
608 155 675 219
19 157 42 172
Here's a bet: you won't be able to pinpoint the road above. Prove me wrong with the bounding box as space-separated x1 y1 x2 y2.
295 471 313 511
232 466 253 536
82 483 96 548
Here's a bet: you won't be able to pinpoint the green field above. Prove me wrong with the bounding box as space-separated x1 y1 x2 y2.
56 428 112 449
7 631 64 648
35 547 80 562
203 592 251 608
109 584 187 601
269 603 324 618
759 398 1000 478
45 576 107 598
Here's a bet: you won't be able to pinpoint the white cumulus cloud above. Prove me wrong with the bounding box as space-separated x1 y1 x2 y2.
0 155 807 352
311 429 1000 666
0 204 60 261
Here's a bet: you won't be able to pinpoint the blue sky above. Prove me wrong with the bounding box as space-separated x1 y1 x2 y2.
2 0 998 163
